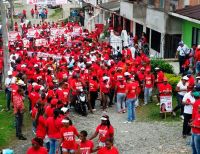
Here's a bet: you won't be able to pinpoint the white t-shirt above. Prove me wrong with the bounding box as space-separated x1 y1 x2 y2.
177 45 189 56
177 81 188 96
182 91 195 114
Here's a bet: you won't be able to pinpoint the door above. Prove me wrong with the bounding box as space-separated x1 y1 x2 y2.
135 23 143 39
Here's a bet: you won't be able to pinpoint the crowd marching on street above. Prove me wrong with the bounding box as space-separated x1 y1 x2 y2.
2 7 200 154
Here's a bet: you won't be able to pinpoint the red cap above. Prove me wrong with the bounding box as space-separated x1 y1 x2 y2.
51 98 58 105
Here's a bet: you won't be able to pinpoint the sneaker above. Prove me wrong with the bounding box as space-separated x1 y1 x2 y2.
123 121 129 124
127 121 132 124
172 112 176 116
143 103 147 106
180 115 184 120
156 103 160 106
92 109 96 112
182 135 187 139
18 135 27 140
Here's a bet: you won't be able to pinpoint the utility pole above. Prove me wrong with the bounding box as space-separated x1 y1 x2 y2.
9 0 14 30
0 0 10 81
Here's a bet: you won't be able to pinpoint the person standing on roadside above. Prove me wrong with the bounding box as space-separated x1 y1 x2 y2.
13 80 27 140
5 70 13 111
22 9 27 19
31 8 34 18
97 138 119 154
176 41 189 74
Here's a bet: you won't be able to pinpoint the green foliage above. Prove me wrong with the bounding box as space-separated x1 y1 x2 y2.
151 59 174 74
165 73 181 92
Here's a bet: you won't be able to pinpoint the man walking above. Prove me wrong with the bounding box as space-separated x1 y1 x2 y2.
5 71 13 111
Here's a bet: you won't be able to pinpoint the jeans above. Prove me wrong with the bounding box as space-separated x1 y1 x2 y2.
126 99 136 121
15 112 23 137
49 138 59 154
144 87 152 104
196 61 200 74
182 113 192 135
116 93 126 112
90 91 98 109
6 90 11 110
173 94 184 115
191 133 200 154
109 89 115 106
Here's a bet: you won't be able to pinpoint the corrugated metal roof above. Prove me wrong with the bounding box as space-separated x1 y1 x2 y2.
175 5 200 20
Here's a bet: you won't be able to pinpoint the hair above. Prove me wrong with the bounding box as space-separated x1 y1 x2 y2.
64 117 73 125
105 137 114 144
101 115 111 128
80 130 88 137
53 108 60 119
32 137 43 146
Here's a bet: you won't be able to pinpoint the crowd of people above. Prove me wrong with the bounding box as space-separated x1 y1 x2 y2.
2 13 200 153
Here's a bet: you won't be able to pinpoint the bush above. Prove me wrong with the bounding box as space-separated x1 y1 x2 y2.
151 59 174 74
165 73 181 92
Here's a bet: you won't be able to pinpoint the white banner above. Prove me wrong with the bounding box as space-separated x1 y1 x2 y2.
160 96 173 113
23 39 30 48
27 0 47 4
8 31 20 41
35 39 48 47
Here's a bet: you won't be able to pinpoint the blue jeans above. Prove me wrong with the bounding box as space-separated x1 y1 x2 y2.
191 133 200 154
49 138 59 154
116 93 126 112
126 99 136 121
144 87 152 104
196 61 200 74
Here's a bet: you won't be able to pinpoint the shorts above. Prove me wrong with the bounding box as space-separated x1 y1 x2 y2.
62 148 75 153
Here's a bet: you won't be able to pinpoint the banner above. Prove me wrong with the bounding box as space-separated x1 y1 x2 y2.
27 28 37 38
23 39 30 48
73 26 82 33
27 0 47 4
50 28 59 36
35 39 48 47
8 31 20 41
160 96 173 113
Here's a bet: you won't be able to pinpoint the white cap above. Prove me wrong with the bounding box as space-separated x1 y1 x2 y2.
32 82 38 87
8 70 12 76
182 76 189 80
103 76 109 81
34 64 39 67
155 67 160 70
17 80 25 86
61 107 69 113
100 117 108 121
21 64 26 68
196 76 200 79
62 119 70 123
40 86 45 91
124 72 131 76
48 67 53 71
197 45 200 49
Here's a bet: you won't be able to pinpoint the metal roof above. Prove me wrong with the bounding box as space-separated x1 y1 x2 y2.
98 0 120 12
175 5 200 20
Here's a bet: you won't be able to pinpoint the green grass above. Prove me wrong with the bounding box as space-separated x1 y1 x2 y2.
14 3 23 8
0 92 32 149
50 8 63 19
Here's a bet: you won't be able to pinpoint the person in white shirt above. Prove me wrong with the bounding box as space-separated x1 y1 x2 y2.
182 89 196 138
176 41 189 74
173 76 189 119
5 70 13 111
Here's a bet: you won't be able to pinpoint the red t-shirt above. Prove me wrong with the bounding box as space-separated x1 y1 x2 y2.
126 82 138 99
60 126 79 149
36 115 46 139
26 147 48 154
76 140 94 154
96 125 114 142
116 81 126 93
28 92 41 109
46 117 62 139
100 82 110 94
192 100 200 120
97 146 119 154
89 80 98 92
45 106 55 118
192 113 200 134
144 74 154 88
158 83 172 96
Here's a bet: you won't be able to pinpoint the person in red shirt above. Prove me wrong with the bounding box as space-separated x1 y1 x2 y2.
89 76 99 111
22 9 27 19
158 77 172 97
100 76 110 111
144 68 154 105
76 130 95 154
60 117 79 154
26 137 48 154
187 71 195 91
190 105 200 154
28 85 41 111
13 86 27 140
125 75 138 122
46 109 62 154
31 8 34 18
97 138 119 154
90 115 114 147
115 76 126 113
35 106 46 139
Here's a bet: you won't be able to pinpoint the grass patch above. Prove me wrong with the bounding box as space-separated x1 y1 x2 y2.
136 96 180 122
50 8 63 19
0 92 32 149
14 3 23 8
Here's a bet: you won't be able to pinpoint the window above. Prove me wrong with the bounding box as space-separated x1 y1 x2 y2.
192 27 200 46
151 29 161 52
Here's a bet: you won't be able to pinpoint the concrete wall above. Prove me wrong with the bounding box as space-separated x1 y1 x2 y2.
120 1 133 20
166 16 182 34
